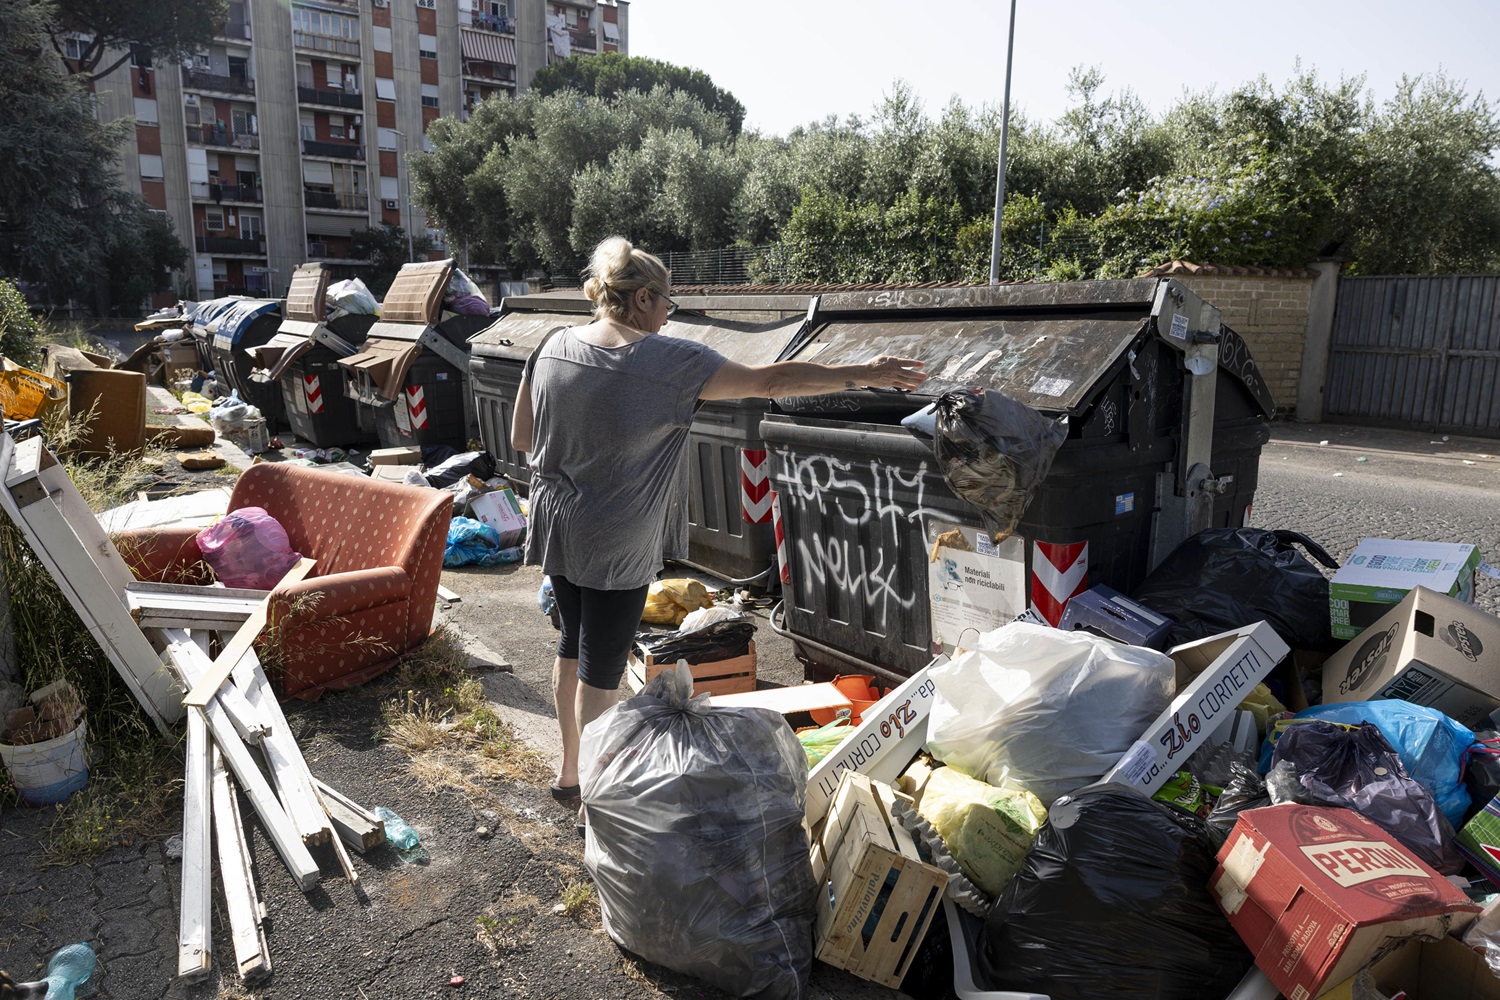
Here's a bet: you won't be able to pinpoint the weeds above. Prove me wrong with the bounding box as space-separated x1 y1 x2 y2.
558 881 597 921
475 896 539 953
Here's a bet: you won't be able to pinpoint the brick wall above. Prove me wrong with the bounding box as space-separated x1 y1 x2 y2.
1176 275 1314 416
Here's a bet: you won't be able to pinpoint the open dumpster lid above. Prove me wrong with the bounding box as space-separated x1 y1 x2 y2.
335 260 454 401
195 297 280 347
283 263 330 325
337 335 421 402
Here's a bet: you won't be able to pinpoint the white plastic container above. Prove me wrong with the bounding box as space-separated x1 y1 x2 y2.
0 721 89 806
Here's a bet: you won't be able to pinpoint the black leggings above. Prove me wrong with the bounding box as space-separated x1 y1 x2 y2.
551 575 650 689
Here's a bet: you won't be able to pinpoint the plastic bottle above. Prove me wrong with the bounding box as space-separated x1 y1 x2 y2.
43 942 96 1000
537 576 555 616
374 806 421 851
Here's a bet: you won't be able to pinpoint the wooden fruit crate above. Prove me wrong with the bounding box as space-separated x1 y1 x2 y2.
624 640 757 696
812 771 948 989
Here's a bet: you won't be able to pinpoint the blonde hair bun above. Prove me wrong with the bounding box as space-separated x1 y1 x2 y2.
582 235 669 323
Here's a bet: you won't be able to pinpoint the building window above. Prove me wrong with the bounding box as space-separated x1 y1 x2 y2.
380 176 399 200
420 83 439 109
329 114 345 138
296 62 314 88
205 209 226 231
375 78 396 102
373 25 393 52
377 127 399 151
63 34 91 61
300 115 316 142
131 46 153 68
418 33 437 59
133 97 159 125
489 2 507 16
138 153 164 179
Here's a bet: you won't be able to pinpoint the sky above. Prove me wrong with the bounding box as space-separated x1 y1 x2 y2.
627 0 1500 136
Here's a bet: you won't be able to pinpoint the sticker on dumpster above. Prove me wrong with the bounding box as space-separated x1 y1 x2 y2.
1170 313 1189 340
1482 560 1500 581
1114 492 1135 515
1030 376 1073 397
927 521 1025 650
303 375 323 414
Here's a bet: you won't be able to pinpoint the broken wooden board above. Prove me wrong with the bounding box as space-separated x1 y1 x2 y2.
712 682 855 718
177 708 213 982
181 558 315 708
0 433 182 731
211 747 272 983
312 777 387 853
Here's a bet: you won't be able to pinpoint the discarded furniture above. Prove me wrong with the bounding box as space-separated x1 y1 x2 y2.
114 461 452 700
120 319 205 388
41 345 148 455
246 262 379 448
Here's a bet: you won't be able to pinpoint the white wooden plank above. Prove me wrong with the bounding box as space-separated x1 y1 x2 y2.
233 656 332 848
436 584 460 603
127 581 271 602
313 783 359 885
0 435 181 730
211 747 272 982
215 683 270 744
182 558 315 708
177 709 212 982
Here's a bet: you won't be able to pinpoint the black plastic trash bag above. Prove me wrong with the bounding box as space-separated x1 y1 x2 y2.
1269 720 1464 874
636 618 756 664
423 451 497 489
1204 760 1270 848
933 388 1068 542
978 783 1253 1000
579 662 816 1000
1131 527 1342 650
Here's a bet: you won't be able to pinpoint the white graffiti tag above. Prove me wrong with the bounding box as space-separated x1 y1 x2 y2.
777 449 928 627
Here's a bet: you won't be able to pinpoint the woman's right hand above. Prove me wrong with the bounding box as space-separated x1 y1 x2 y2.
858 355 928 391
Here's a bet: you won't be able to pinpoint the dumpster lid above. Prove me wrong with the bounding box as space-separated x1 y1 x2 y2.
337 336 421 401
470 311 585 361
195 297 279 346
382 259 454 327
247 331 316 382
784 314 1150 416
659 312 805 366
283 263 330 324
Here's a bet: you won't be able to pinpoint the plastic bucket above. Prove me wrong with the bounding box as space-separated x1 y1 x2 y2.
0 721 89 806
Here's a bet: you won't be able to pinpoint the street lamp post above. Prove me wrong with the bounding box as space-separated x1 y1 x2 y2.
390 129 415 263
988 0 1018 285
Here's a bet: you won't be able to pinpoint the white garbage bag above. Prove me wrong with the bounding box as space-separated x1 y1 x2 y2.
925 622 1176 805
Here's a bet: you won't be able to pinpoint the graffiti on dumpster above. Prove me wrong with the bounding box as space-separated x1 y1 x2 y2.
776 447 927 628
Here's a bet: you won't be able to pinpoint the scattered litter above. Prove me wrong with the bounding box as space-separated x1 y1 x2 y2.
1332 472 1343 476
164 834 184 860
1319 439 1329 445
1444 434 1451 441
1466 459 1478 465
1355 455 1368 462
448 974 465 987
177 450 226 471
36 942 96 1000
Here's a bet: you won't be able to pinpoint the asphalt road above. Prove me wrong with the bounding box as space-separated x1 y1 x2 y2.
4 419 1498 1000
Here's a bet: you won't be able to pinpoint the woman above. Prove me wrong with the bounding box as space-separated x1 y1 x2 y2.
511 236 926 800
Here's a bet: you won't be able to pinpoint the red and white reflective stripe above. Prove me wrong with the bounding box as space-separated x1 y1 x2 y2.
771 490 790 586
740 448 772 523
1243 503 1254 527
303 374 324 414
1030 540 1088 626
406 385 428 429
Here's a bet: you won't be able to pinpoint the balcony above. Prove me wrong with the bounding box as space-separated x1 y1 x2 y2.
297 85 364 109
302 139 363 160
190 181 262 203
304 191 368 211
569 28 597 49
469 12 514 33
293 32 359 57
306 241 357 261
216 21 252 41
182 68 255 96
196 236 266 255
195 125 259 149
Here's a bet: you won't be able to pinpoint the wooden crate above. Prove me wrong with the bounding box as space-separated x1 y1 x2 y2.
812 771 948 989
624 640 757 696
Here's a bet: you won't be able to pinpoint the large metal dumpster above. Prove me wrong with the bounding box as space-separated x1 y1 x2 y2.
470 292 812 582
199 297 286 429
245 263 379 448
336 259 481 452
765 279 1275 681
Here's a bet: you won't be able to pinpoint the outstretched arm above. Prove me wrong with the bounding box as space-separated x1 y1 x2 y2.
699 355 926 401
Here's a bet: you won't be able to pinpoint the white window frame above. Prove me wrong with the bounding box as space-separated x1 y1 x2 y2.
205 209 226 231
420 83 440 109
377 127 399 151
375 78 396 102
138 153 164 179
133 97 159 126
328 114 345 138
418 33 437 60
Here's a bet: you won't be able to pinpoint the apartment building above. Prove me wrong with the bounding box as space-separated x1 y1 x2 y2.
87 0 629 307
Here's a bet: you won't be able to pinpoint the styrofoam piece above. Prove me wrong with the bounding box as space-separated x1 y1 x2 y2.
941 897 1279 1000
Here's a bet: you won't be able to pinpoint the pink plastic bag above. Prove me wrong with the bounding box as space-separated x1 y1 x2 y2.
195 507 302 590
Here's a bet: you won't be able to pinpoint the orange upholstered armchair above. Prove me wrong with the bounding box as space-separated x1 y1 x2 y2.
115 463 452 700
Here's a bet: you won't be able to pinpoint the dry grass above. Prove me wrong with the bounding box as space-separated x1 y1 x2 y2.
558 880 598 922
475 893 542 953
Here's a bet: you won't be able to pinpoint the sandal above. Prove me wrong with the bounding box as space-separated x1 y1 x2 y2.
550 782 580 802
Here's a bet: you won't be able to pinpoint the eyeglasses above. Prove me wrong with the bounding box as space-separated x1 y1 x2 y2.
651 288 679 317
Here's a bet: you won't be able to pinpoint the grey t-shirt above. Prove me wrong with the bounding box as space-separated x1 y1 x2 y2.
523 329 726 590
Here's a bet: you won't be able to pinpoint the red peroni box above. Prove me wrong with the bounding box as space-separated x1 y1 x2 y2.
1211 804 1478 1000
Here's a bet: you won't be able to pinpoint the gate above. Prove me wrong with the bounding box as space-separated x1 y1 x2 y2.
1325 274 1500 437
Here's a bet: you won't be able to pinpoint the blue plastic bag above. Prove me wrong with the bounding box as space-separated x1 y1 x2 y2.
443 516 522 568
1259 700 1478 827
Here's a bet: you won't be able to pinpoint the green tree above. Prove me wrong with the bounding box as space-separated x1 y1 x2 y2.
351 223 435 296
104 205 188 315
530 52 746 136
47 0 225 82
0 279 45 367
1 0 188 312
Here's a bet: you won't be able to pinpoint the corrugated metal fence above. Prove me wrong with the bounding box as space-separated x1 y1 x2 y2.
1325 274 1500 436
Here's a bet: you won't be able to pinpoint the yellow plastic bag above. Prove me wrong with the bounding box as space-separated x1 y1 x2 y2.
1238 682 1287 738
181 391 213 414
641 579 714 626
917 766 1048 897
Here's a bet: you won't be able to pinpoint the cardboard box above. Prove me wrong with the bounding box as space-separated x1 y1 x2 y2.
469 487 526 548
1213 804 1479 999
42 345 147 455
1321 586 1500 730
1102 622 1290 796
370 464 425 485
1330 538 1480 640
1322 934 1500 1000
624 641 757 697
812 772 947 989
1058 583 1174 649
369 445 421 466
805 660 942 827
1458 790 1500 885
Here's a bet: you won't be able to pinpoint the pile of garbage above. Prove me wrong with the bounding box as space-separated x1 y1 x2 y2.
568 524 1500 1000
